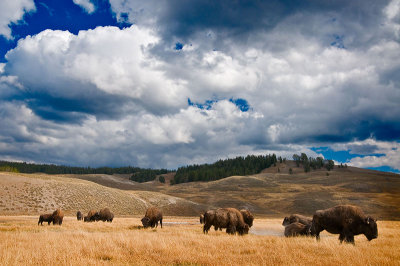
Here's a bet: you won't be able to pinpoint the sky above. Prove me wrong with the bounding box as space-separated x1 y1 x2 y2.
0 0 399 172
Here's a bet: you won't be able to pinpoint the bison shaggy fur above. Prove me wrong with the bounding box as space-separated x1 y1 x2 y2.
282 214 312 226
52 209 64 225
84 210 99 222
38 213 53 225
310 205 378 244
141 207 163 228
98 208 114 222
284 222 311 237
203 208 249 235
202 209 222 232
240 209 254 227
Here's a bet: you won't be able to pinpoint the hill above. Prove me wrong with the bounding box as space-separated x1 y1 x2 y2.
156 161 400 219
0 162 399 219
0 172 205 216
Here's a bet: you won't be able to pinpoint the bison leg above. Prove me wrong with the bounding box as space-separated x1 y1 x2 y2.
227 225 236 235
339 233 345 243
160 219 162 229
315 232 321 241
203 224 211 234
344 233 355 244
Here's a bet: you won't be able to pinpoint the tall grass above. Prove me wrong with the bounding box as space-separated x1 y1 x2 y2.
0 217 399 265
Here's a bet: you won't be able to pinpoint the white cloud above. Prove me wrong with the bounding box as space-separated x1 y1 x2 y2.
0 0 35 39
73 0 95 14
5 26 189 114
0 2 399 169
343 139 400 171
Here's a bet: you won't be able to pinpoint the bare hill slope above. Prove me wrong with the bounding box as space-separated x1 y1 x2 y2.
0 172 205 216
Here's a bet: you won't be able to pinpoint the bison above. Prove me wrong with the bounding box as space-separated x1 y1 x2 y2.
38 213 53 225
240 209 254 228
52 209 64 225
284 222 311 237
282 214 312 226
202 209 222 232
141 207 163 228
77 211 83 221
310 205 378 244
203 208 249 235
84 210 99 222
98 208 114 222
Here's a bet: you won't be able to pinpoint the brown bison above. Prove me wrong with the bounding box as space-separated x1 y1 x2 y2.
52 209 64 225
98 208 114 222
202 209 222 231
141 207 163 228
284 222 311 237
38 213 53 225
282 214 312 226
84 210 99 222
77 211 83 221
203 208 249 235
310 205 378 244
240 209 254 227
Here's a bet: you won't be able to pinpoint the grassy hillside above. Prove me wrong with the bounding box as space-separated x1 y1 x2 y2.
0 172 205 216
157 161 400 219
0 161 399 219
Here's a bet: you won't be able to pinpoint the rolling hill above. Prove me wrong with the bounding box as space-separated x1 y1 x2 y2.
0 172 206 216
0 161 399 219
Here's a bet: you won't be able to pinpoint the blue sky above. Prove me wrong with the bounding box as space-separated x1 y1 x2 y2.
0 0 399 172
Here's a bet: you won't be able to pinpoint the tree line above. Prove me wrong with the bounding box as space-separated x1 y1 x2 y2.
130 169 170 183
291 153 335 172
0 160 170 177
172 154 278 185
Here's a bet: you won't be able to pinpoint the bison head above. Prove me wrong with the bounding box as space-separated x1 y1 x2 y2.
200 214 204 224
238 224 250 235
282 217 290 226
141 217 151 228
363 216 378 241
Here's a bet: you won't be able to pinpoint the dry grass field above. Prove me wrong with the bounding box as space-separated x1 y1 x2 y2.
0 216 399 265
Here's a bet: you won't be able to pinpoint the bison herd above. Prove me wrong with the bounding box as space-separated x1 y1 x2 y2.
82 208 114 222
201 208 253 235
281 205 378 244
38 209 64 225
38 204 378 245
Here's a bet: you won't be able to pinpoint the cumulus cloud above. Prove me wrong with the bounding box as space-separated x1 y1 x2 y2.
0 0 35 39
0 0 399 169
73 0 96 14
333 139 400 171
4 26 189 120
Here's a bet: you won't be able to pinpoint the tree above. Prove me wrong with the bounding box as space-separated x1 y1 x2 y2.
289 168 293 174
325 160 335 171
159 175 165 183
293 154 300 167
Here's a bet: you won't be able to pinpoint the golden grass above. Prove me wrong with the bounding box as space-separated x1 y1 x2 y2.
0 217 399 265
